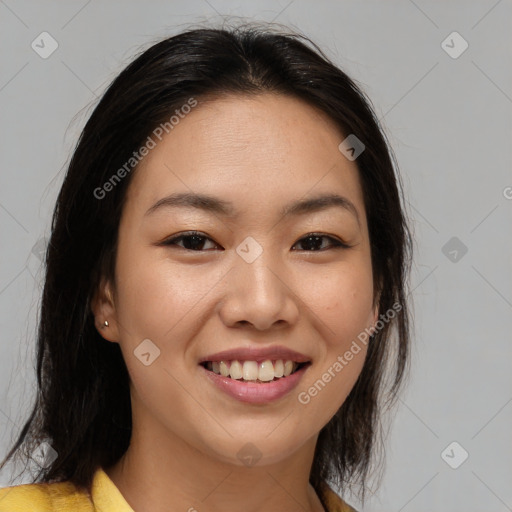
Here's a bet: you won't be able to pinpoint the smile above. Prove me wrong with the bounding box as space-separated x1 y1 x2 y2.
199 360 312 404
201 359 309 383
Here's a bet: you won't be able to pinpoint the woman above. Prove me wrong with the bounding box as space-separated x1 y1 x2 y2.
0 23 412 512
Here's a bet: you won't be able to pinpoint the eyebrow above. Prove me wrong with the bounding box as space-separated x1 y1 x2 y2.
144 191 361 226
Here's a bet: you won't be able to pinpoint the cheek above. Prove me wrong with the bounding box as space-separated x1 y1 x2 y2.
114 245 213 340
112 253 214 443
119 346 216 460
294 263 373 421
310 262 375 346
296 343 367 432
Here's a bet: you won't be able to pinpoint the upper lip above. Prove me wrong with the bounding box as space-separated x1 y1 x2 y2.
198 345 311 364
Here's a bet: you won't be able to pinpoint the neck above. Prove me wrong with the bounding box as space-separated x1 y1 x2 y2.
105 405 325 512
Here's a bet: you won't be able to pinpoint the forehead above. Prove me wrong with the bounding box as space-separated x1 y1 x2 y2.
124 93 366 224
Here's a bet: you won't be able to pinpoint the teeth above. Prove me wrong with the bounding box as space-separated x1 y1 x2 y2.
284 360 294 377
229 360 243 380
258 360 275 382
274 359 284 378
242 361 259 381
219 361 230 377
206 359 302 381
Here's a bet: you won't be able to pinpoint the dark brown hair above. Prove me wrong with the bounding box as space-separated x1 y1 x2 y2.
0 22 412 508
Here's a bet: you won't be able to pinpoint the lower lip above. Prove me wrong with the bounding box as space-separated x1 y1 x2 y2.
200 364 310 404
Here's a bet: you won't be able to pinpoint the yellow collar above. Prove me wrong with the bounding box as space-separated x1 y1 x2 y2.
93 468 356 512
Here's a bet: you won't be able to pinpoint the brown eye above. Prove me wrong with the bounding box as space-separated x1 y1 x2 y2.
292 233 351 251
162 231 220 251
161 231 351 252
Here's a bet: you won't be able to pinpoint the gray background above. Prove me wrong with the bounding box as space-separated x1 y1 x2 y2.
1 1 511 511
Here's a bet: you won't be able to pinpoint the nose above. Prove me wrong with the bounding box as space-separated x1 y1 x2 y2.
218 249 300 331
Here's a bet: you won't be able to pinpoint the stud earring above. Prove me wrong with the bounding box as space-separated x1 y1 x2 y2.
103 320 109 327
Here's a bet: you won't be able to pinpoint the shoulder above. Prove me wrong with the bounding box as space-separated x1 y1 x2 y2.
0 479 92 512
320 481 359 512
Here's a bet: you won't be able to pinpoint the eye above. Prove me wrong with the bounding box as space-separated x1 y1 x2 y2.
291 233 351 252
161 231 351 252
161 231 220 251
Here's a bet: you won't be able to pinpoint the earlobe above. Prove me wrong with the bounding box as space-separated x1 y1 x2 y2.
367 295 380 336
91 279 119 343
371 289 381 332
369 307 379 337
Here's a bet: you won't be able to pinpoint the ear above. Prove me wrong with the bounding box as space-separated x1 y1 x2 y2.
91 277 120 343
370 290 381 334
372 304 379 327
368 304 379 337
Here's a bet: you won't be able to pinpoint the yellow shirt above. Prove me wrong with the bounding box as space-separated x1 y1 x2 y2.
0 467 356 512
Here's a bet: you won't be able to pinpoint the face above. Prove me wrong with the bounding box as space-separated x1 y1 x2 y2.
95 93 378 467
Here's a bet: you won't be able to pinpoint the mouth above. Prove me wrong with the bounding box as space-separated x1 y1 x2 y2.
199 359 311 384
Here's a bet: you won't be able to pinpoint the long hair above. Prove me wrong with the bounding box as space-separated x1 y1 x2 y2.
0 22 412 507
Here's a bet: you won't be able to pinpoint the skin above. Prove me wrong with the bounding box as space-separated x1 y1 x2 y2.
92 93 378 512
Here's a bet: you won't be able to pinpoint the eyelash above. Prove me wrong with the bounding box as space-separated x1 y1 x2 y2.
161 230 352 252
